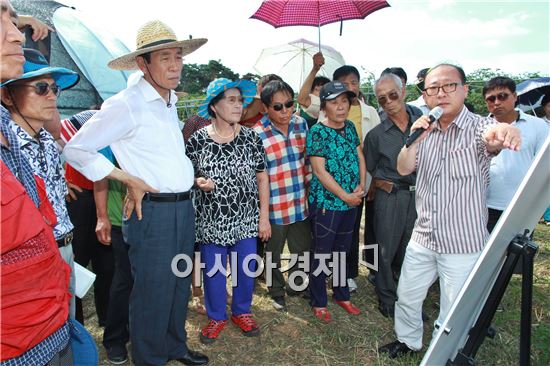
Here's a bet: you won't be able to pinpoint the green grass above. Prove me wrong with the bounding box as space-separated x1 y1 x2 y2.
84 223 550 365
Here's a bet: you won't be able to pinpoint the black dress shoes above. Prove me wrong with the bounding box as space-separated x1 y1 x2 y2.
106 345 128 364
176 350 209 365
379 340 417 359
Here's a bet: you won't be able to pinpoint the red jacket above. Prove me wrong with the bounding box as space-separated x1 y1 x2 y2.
1 162 71 360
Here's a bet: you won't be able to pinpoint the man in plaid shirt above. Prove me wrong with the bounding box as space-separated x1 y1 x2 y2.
253 80 311 311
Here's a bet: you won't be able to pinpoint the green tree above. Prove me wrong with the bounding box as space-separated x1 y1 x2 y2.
178 60 240 94
465 68 507 115
464 68 541 115
242 72 260 82
359 68 377 108
406 84 422 103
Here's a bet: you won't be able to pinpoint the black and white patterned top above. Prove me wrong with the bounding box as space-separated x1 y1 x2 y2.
9 122 73 240
186 126 266 246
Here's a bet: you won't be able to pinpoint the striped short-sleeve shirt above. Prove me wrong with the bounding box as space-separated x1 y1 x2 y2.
411 106 497 254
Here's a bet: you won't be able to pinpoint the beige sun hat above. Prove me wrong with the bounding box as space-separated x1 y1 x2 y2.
108 20 207 70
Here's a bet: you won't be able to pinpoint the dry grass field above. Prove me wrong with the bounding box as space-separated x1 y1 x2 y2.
83 223 550 365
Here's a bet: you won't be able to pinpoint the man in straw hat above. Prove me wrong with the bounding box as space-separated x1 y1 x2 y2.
64 20 209 365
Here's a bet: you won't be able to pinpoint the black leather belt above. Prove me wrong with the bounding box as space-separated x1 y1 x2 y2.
143 191 191 202
57 231 73 248
392 184 416 193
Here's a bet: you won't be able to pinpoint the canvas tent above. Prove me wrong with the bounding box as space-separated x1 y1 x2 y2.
13 0 131 117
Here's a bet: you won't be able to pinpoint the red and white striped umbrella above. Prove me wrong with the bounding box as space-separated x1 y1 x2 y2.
250 0 390 47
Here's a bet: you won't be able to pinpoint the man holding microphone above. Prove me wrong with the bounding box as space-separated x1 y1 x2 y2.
379 63 521 359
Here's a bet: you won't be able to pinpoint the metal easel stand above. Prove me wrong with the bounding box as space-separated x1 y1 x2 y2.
447 230 538 366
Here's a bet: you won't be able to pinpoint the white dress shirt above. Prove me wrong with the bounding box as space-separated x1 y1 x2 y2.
487 109 549 210
302 94 321 118
408 95 430 116
64 76 194 193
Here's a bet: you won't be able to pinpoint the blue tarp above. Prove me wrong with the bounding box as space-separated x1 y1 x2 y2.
13 0 131 117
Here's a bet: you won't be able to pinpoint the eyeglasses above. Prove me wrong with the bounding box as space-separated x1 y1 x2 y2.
13 82 61 97
271 100 294 112
424 82 460 96
485 92 510 104
377 91 400 106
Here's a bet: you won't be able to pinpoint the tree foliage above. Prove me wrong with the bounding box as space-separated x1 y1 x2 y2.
465 68 541 115
241 72 261 82
359 68 542 115
178 60 240 95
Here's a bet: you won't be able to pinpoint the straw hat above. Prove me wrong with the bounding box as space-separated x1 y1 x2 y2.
108 20 207 70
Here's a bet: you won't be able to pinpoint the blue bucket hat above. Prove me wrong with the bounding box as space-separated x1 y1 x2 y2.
197 78 257 119
1 48 79 90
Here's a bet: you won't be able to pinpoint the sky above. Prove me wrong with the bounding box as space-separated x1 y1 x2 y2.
56 0 549 84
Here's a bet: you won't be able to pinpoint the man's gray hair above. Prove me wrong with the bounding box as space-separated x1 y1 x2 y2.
374 73 403 96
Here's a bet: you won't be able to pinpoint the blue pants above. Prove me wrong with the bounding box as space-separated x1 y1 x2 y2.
123 199 194 366
309 206 357 307
201 238 257 321
544 205 550 221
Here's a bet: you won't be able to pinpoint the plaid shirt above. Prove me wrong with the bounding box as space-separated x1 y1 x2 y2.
1 322 70 366
253 114 310 225
0 106 40 207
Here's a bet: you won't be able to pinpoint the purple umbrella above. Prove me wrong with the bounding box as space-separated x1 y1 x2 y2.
250 0 390 50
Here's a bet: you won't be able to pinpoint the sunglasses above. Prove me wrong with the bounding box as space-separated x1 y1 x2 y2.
13 82 61 97
271 100 294 112
485 92 510 104
377 91 400 106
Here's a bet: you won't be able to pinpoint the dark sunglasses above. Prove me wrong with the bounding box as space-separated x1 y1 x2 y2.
485 92 510 104
377 91 400 106
271 100 294 112
13 82 61 97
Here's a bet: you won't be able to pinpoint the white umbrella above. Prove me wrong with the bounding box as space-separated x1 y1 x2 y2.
252 38 345 92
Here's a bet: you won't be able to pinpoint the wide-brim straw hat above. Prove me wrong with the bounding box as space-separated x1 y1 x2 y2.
108 20 207 70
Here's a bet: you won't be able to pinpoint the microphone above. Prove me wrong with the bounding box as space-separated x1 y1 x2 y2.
405 106 443 147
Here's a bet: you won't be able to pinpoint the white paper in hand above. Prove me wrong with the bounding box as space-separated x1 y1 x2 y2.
74 262 96 299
